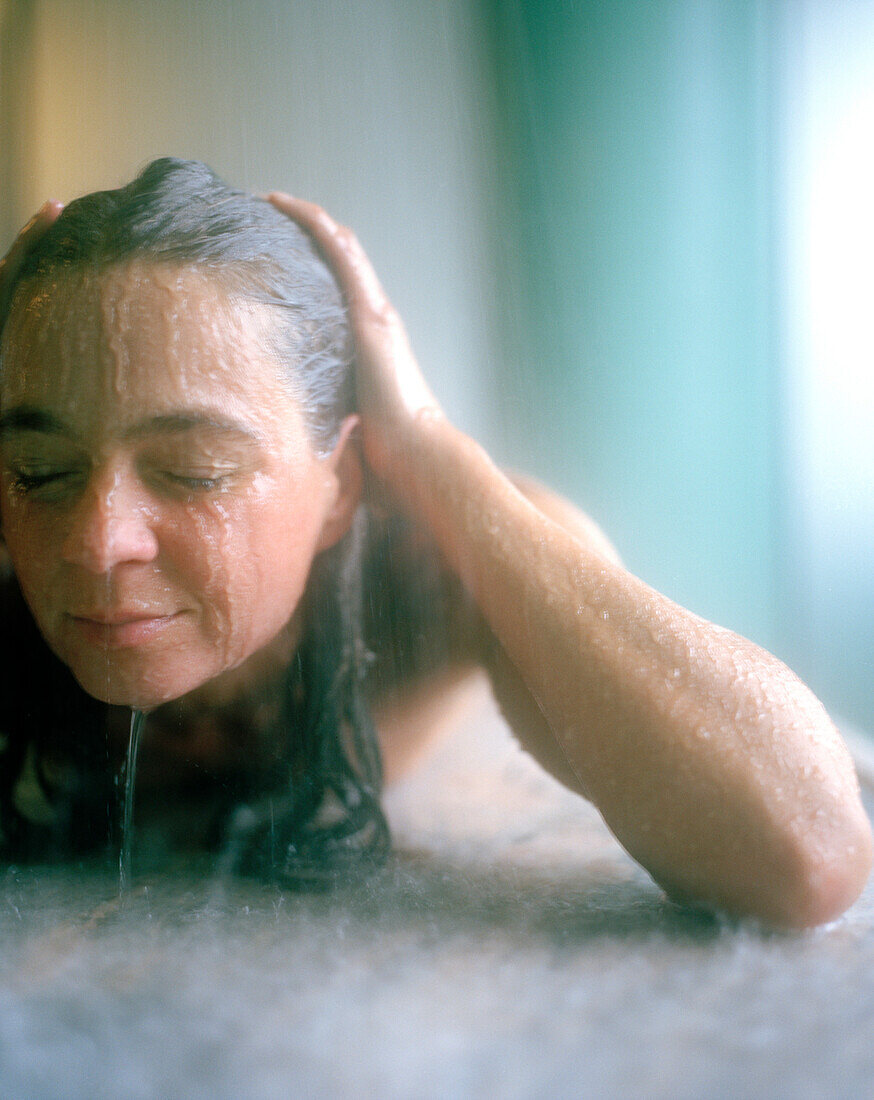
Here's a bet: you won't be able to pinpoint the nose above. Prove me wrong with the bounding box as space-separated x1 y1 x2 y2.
61 467 159 574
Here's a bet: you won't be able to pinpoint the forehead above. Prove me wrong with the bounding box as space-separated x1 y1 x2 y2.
0 261 297 430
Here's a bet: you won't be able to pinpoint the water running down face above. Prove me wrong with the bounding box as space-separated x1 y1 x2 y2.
0 261 360 710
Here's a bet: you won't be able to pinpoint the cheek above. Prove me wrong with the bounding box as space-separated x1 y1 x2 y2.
244 493 326 615
178 481 328 665
0 493 60 596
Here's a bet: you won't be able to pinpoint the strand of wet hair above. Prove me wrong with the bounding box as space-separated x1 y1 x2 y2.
228 510 389 887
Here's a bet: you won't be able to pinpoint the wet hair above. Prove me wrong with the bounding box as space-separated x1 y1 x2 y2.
0 158 389 883
7 157 352 454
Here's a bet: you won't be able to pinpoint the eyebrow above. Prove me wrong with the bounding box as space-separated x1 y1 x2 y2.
0 405 263 443
123 413 263 443
0 407 69 438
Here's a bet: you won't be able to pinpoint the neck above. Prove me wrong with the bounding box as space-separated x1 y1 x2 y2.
159 611 304 724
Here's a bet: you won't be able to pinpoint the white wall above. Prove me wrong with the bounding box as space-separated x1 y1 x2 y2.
2 0 503 442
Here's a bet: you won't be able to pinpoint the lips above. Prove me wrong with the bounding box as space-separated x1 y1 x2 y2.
67 609 184 647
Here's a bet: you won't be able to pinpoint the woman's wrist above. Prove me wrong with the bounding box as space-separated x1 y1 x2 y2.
380 412 536 584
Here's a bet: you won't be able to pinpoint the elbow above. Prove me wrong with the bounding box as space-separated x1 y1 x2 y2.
663 797 874 931
748 800 874 930
775 812 873 930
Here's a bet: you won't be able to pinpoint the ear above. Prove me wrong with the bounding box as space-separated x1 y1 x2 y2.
315 414 364 552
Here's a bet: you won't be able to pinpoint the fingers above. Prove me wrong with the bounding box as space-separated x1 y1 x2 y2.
266 190 441 438
266 192 392 321
0 199 64 326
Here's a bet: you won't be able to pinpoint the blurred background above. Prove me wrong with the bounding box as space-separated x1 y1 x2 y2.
1 0 872 732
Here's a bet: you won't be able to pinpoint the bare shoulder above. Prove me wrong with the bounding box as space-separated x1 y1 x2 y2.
363 476 615 786
373 663 487 785
360 505 483 782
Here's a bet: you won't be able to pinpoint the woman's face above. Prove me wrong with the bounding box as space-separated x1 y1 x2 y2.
0 261 356 709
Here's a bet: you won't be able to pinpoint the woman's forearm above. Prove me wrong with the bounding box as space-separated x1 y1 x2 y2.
396 414 872 927
267 194 872 927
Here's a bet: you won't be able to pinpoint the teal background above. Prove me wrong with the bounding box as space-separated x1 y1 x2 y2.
484 0 780 651
482 0 873 732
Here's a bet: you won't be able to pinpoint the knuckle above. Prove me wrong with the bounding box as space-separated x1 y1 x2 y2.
332 224 358 250
373 299 396 326
364 301 405 341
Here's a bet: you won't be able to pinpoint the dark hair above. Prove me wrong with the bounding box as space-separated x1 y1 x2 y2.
9 157 352 454
0 158 388 883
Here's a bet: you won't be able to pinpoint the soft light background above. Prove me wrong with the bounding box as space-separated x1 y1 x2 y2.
1 0 871 731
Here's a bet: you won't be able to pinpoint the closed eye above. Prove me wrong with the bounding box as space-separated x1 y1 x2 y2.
158 471 232 493
8 468 84 498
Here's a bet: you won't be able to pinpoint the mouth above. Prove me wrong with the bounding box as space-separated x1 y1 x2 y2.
66 610 185 648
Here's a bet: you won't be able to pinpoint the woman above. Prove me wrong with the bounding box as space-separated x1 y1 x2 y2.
0 158 869 926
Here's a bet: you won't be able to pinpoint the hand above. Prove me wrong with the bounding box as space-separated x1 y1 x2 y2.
0 200 64 330
267 193 443 488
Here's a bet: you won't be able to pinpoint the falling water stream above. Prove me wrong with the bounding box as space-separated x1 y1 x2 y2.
118 708 146 896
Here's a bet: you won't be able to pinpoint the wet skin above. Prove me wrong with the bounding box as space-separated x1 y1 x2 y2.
0 262 358 710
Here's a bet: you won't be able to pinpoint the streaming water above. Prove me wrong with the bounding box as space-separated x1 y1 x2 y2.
118 708 147 896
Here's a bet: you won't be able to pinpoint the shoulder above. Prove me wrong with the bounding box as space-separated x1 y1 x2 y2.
361 508 483 699
359 509 488 780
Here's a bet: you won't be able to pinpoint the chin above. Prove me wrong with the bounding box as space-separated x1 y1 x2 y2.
70 661 211 712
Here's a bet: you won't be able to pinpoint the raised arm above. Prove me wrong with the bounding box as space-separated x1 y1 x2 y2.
269 194 871 928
